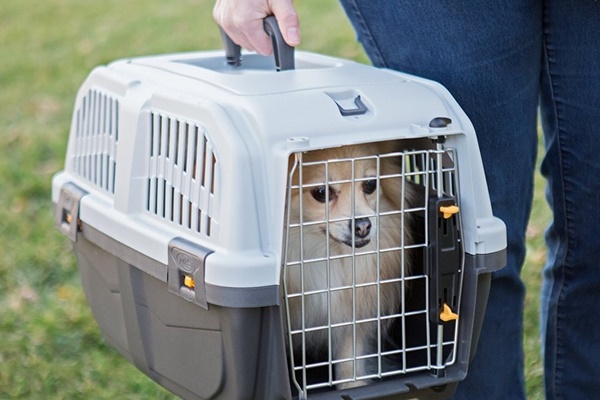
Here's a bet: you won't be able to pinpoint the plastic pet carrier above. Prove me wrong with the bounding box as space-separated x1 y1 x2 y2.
52 17 506 400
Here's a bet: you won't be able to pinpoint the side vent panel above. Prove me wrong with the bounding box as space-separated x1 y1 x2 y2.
146 111 219 239
71 88 120 194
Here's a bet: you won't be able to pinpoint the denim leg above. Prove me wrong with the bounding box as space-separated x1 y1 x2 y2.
539 1 600 399
339 1 543 398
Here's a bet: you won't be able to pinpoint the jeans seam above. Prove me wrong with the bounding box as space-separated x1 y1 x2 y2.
343 0 386 67
542 8 572 400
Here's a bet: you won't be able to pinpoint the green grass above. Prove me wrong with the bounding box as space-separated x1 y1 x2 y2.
0 0 549 398
523 135 550 400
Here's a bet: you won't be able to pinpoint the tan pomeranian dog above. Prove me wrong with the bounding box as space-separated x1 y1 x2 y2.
284 141 421 389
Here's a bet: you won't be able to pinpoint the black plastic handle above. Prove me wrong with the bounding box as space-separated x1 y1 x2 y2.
219 26 242 67
219 16 295 71
263 16 295 71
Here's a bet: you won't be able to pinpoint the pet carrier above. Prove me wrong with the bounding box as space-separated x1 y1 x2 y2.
52 17 506 400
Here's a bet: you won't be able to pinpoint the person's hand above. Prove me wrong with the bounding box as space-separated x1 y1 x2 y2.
213 0 300 55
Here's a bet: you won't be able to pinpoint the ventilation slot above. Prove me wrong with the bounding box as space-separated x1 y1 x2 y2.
146 112 219 238
71 88 119 194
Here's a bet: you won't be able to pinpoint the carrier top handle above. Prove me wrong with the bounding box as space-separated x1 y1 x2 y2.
263 16 295 71
219 26 242 67
219 16 295 71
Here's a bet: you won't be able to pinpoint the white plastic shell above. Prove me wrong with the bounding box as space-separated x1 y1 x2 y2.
52 50 506 292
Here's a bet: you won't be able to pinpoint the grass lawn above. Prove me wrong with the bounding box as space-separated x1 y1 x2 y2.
0 0 549 398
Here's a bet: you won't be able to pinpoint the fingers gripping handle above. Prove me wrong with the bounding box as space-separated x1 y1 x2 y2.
219 16 295 71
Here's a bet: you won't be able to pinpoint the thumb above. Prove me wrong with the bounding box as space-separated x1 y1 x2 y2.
270 0 301 47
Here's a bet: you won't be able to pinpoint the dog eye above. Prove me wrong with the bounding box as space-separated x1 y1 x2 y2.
362 179 377 195
311 185 331 203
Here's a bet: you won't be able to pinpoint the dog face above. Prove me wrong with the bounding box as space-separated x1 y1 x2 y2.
301 158 378 249
289 144 394 250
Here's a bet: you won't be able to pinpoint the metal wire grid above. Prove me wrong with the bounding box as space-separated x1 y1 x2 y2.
282 145 464 397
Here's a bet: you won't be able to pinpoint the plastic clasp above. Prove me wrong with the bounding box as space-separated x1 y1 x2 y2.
440 303 459 322
326 91 369 117
168 238 213 309
334 95 368 116
55 182 88 242
439 205 459 219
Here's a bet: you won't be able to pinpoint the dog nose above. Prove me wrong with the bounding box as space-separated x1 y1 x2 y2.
354 217 372 238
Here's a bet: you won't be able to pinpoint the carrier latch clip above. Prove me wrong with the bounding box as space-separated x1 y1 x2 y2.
55 182 88 242
168 238 213 309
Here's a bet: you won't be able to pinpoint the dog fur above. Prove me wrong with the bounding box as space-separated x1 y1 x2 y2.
284 141 420 389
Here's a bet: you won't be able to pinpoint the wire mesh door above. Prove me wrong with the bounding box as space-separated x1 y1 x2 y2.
282 141 464 398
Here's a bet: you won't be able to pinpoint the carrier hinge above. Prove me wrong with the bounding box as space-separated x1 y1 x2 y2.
168 238 213 309
55 182 88 242
427 194 463 378
427 195 462 326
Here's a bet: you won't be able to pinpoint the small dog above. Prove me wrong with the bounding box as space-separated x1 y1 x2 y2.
284 141 420 389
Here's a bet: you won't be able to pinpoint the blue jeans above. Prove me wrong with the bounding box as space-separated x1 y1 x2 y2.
339 1 600 399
